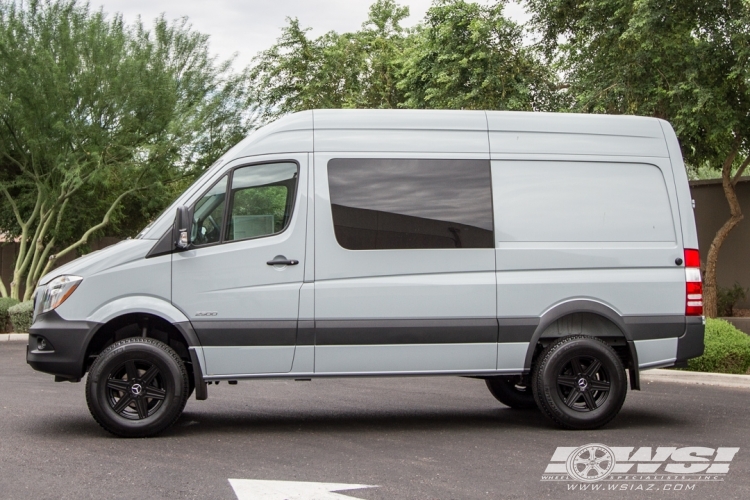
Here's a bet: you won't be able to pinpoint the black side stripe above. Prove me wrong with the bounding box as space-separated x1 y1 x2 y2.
315 318 498 345
193 320 297 347
191 315 688 347
623 316 685 340
497 318 538 342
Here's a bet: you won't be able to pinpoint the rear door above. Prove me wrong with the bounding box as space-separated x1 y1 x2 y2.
172 154 308 376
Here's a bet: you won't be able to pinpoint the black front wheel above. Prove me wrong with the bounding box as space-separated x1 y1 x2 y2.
532 336 627 430
86 337 189 437
485 376 537 409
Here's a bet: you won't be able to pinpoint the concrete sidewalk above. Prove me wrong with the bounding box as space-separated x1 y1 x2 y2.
0 333 28 342
641 368 750 389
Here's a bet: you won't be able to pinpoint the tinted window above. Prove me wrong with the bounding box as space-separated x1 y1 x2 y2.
225 162 298 241
328 159 493 250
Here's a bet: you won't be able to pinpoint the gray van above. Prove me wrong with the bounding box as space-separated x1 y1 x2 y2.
27 110 704 437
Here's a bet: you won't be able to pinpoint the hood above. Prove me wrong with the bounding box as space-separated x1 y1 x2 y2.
38 239 158 286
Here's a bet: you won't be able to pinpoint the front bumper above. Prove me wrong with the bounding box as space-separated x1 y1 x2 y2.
26 310 100 380
675 316 705 364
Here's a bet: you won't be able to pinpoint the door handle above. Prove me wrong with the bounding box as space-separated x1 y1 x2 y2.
267 256 299 266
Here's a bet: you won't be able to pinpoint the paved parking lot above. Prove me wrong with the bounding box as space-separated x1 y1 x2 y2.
1 341 749 499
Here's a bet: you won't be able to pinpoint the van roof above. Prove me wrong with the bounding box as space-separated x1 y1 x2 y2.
230 109 670 159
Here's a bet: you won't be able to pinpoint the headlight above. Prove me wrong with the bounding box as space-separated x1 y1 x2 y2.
41 276 83 314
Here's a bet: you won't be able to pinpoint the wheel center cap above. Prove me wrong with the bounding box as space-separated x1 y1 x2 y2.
577 378 588 391
131 383 143 396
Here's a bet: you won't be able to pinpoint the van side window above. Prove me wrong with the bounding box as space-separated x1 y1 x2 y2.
492 161 676 242
191 175 228 246
225 162 298 241
328 159 494 250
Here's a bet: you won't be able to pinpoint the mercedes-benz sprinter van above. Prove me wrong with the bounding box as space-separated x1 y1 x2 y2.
27 110 705 437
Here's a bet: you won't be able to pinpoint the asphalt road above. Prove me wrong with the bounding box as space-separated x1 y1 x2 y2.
1 341 749 500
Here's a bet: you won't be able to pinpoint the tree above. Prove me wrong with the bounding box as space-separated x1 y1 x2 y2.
248 0 410 122
0 0 252 300
352 0 410 108
525 0 750 317
249 0 560 120
398 0 561 111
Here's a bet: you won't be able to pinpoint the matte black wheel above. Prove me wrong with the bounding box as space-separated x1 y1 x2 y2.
485 376 537 409
532 336 627 430
86 337 189 437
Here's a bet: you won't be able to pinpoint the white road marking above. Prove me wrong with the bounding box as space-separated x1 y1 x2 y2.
228 479 377 500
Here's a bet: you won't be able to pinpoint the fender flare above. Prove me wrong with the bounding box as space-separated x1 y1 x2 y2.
88 295 190 325
86 295 200 348
523 298 631 372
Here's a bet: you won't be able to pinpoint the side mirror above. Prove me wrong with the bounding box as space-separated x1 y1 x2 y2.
174 206 192 250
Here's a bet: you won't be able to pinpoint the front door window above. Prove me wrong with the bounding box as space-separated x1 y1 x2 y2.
225 162 298 242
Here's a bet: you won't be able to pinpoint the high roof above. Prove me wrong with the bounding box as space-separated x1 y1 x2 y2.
230 109 670 159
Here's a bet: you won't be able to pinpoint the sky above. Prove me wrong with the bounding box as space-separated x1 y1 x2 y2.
90 0 531 71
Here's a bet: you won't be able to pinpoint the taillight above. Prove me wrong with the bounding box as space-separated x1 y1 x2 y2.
684 248 700 268
684 249 703 316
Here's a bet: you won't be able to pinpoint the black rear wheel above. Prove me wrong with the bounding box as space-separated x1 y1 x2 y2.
532 336 627 429
86 337 189 437
485 376 537 409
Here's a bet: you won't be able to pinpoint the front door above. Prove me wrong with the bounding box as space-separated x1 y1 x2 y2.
172 155 308 376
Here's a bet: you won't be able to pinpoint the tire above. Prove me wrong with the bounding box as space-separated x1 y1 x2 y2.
532 336 627 430
485 376 537 409
86 337 190 438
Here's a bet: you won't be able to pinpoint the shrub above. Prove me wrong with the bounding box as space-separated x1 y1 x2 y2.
717 283 747 317
687 318 750 374
0 297 20 333
8 301 34 334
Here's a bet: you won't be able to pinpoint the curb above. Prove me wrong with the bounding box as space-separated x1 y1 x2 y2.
642 368 750 390
0 333 28 342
